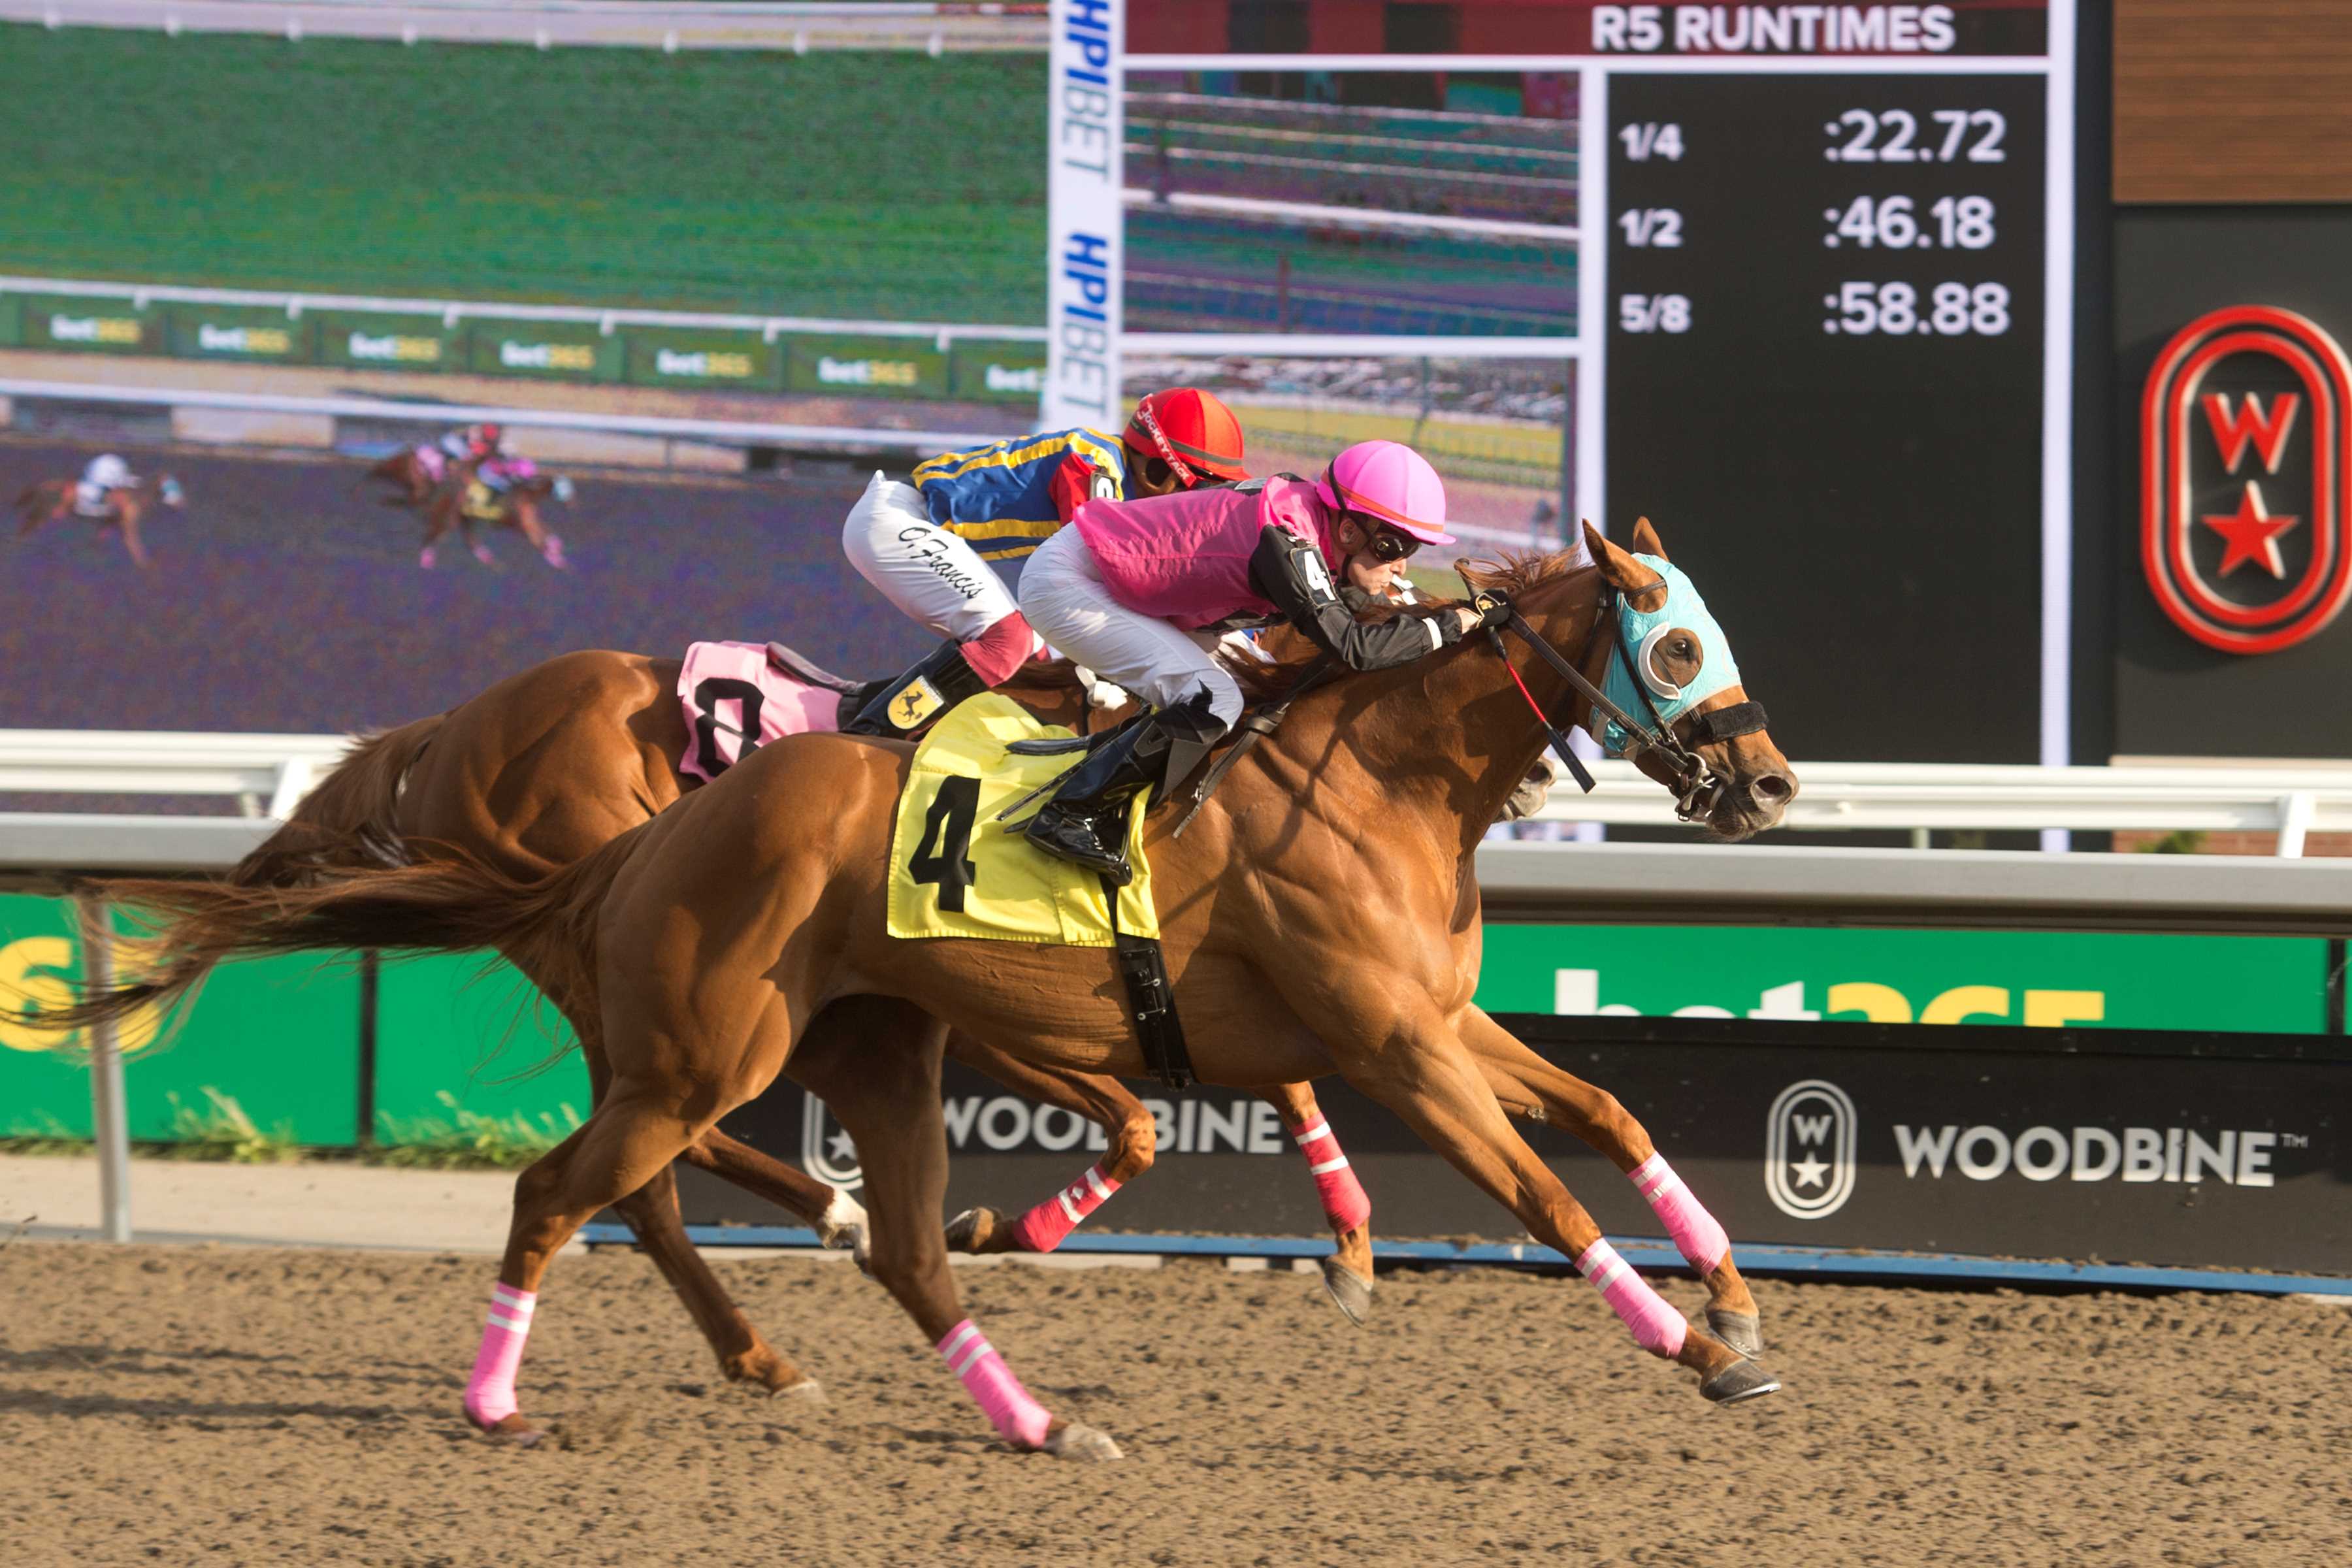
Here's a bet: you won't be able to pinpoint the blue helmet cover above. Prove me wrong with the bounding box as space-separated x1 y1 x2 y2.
1593 554 1743 756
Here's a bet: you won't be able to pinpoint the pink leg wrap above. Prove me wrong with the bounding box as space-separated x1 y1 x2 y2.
1004 1162 1123 1252
1288 1115 1371 1233
962 610 1042 687
463 1282 536 1427
1576 1239 1688 1359
938 1319 1052 1449
1630 1153 1730 1276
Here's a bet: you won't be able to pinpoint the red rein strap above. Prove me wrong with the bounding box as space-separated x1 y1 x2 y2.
1486 627 1597 793
1500 647 1557 730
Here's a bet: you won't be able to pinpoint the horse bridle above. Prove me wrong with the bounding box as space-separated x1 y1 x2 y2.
1475 585 1769 825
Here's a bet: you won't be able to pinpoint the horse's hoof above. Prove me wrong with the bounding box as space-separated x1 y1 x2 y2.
774 1378 826 1406
472 1411 548 1446
945 1206 1002 1254
1706 1307 1764 1360
1043 1422 1123 1462
1699 1359 1782 1405
472 546 497 566
418 549 436 569
815 1190 870 1265
1320 1256 1374 1326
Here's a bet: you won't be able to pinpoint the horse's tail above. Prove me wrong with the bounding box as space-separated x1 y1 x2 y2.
230 717 443 889
33 832 640 1046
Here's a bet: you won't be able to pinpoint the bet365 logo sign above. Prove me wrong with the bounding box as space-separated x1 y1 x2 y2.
2142 305 2352 655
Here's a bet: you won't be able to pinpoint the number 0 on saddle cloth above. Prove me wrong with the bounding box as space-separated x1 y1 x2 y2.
886 694 1160 946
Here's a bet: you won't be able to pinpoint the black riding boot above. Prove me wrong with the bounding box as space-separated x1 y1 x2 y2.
1024 693 1226 885
840 640 990 738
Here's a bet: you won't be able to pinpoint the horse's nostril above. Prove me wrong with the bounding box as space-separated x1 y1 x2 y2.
1751 772 1794 806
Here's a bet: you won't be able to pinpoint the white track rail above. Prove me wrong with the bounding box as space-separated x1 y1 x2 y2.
0 377 996 455
2 1 1048 52
10 730 2352 855
0 274 1043 350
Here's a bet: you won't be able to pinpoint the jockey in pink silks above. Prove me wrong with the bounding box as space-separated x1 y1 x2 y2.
1017 438 1499 881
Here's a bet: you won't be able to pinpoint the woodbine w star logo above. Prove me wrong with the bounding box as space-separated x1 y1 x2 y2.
2141 304 2352 655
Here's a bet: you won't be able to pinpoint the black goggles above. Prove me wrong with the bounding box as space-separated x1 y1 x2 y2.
1362 522 1422 563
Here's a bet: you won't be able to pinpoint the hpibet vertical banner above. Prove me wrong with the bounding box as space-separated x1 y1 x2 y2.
1043 0 1122 432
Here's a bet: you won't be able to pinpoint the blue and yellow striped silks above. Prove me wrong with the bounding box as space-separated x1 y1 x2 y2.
911 427 1126 561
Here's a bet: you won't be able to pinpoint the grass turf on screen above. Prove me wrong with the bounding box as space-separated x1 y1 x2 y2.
0 27 1043 323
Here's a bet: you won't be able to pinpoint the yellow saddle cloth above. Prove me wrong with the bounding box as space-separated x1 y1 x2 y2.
461 480 504 521
885 693 1159 946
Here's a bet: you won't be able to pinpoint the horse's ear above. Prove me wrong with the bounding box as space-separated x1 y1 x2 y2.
1629 515 1667 561
1582 521 1669 612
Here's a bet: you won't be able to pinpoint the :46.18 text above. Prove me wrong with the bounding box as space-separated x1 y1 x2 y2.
1619 293 1691 333
1825 282 2010 336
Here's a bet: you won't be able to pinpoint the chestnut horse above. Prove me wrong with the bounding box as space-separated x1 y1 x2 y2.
366 446 446 508
58 520 1793 1458
12 472 184 568
231 645 1380 1399
419 469 568 570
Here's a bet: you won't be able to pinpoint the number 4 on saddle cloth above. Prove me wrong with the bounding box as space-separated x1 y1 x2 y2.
887 693 1160 947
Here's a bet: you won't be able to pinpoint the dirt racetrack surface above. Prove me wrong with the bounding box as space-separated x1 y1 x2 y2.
4 1245 2349 1567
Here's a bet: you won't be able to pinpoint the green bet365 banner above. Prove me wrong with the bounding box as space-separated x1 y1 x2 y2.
1475 925 2332 1035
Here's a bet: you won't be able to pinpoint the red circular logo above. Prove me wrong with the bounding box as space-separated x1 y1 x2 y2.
2140 306 2352 655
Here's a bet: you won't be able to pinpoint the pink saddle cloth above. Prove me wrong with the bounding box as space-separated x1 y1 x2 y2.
676 640 849 783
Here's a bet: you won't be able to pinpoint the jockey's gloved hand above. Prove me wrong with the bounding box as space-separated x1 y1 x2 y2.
1473 588 1515 630
1072 667 1130 710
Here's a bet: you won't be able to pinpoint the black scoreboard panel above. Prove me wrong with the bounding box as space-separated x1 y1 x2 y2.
1605 74 2048 764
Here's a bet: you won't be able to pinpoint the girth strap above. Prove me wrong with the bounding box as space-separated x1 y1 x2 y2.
1101 872 1194 1090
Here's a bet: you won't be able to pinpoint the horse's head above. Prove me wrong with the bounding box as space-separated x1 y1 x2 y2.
1581 519 1796 840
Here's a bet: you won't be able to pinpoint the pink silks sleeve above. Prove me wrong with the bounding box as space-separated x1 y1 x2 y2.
463 1282 536 1428
1629 1153 1730 1276
1004 1162 1123 1252
1288 1115 1371 1233
1575 1239 1688 1359
937 1319 1053 1449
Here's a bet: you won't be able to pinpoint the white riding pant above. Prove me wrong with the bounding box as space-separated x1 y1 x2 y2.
841 471 1022 645
1017 525 1245 730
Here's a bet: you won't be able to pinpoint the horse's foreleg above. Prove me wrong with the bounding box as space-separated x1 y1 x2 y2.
419 507 451 569
678 1128 870 1261
1456 1007 1761 1356
608 1162 822 1399
1262 1081 1375 1324
115 508 152 569
1331 1006 1776 1405
941 1037 1155 1256
468 1085 711 1444
793 1001 1119 1460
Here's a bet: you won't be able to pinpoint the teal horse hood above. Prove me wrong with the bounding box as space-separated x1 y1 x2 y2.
1592 554 1744 757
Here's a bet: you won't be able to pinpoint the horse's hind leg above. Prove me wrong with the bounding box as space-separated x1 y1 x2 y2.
463 1084 710 1444
1263 1081 1376 1325
678 1129 870 1260
1457 1007 1761 1356
792 999 1120 1461
608 1162 824 1399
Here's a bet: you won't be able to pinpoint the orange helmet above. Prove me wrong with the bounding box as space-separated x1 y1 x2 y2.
1124 387 1247 487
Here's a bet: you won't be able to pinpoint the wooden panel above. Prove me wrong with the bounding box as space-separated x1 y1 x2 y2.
2117 1 2352 203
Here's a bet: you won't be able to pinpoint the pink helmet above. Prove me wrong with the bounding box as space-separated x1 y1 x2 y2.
1316 439 1454 545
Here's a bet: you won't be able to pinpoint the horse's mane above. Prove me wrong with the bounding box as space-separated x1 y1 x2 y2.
1223 547 1584 702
